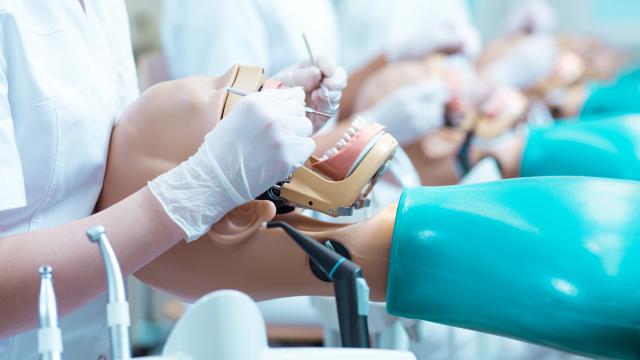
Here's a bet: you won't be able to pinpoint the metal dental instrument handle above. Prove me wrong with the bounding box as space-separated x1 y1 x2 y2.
302 33 337 113
86 226 131 360
226 87 333 119
267 221 370 348
38 266 63 360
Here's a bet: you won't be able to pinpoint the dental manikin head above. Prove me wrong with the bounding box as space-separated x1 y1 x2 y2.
478 31 628 119
97 65 398 301
96 68 640 360
353 54 527 184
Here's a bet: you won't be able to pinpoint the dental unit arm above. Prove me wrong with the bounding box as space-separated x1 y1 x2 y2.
267 221 370 348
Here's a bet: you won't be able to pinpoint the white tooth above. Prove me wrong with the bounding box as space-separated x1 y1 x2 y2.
342 133 351 141
347 128 357 136
336 139 347 149
320 155 328 161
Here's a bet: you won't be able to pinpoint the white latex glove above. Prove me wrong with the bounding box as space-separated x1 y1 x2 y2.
273 54 347 131
149 88 315 241
504 0 557 35
361 81 449 146
482 34 557 90
385 19 482 61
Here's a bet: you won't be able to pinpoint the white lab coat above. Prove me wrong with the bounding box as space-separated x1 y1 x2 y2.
161 0 338 78
0 1 138 359
334 0 480 72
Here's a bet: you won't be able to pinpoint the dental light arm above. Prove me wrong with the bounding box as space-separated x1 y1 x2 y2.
267 221 370 348
86 226 131 360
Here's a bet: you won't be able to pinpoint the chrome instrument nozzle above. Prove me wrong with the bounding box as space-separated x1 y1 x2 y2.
38 265 63 360
86 226 131 360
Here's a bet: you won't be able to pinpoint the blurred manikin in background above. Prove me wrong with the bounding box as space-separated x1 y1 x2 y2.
99 73 640 360
157 1 597 359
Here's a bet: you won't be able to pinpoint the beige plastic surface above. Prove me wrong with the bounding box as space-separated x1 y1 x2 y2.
222 66 267 118
280 134 398 217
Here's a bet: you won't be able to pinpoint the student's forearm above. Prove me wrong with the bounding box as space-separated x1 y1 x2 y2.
0 187 184 338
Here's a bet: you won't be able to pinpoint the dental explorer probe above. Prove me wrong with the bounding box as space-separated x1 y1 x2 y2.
226 87 333 119
38 266 63 360
86 226 131 360
302 33 337 113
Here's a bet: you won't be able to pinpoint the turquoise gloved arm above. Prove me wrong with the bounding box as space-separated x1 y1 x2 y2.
520 115 640 179
579 68 640 118
386 178 640 358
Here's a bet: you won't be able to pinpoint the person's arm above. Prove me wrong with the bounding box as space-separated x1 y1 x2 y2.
0 83 314 338
0 187 183 338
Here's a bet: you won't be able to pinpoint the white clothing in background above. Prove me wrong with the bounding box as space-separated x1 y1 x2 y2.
0 0 138 359
161 0 338 78
334 0 479 72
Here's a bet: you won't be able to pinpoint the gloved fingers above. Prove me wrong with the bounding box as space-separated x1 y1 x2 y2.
271 99 307 121
283 136 316 167
321 66 348 91
259 87 306 104
310 87 342 107
274 114 314 138
283 67 322 92
315 54 337 77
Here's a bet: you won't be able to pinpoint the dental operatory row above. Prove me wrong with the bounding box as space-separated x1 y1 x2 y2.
1 0 640 359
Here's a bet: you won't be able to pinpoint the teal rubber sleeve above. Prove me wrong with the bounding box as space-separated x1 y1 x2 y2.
521 115 640 179
386 178 640 359
580 68 640 118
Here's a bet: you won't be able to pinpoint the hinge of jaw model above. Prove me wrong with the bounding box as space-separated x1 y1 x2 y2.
223 66 399 217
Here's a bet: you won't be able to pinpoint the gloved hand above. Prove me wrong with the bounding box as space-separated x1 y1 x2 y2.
361 81 449 146
503 0 556 35
149 88 315 241
385 18 482 61
481 34 557 90
273 54 347 131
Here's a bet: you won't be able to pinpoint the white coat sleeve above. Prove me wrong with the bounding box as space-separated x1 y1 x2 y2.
0 21 27 211
160 0 269 79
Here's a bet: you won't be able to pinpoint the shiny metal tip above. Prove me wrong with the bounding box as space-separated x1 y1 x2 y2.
38 266 53 277
85 225 106 243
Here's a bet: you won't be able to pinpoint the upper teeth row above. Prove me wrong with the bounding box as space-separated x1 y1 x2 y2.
319 117 366 161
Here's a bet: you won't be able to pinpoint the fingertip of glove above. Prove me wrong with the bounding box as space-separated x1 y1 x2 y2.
316 54 337 76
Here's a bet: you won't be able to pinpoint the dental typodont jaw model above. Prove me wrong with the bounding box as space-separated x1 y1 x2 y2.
98 65 398 219
98 65 640 359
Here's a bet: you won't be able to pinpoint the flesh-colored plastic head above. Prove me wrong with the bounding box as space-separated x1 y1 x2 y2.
98 65 265 245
